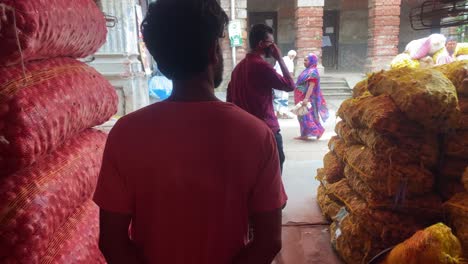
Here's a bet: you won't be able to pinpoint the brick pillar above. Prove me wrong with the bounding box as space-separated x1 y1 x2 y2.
366 0 401 72
295 0 324 76
219 0 248 92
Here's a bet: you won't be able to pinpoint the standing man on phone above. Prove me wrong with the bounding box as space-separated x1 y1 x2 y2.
227 24 295 172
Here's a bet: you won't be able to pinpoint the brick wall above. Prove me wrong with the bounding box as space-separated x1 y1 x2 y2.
366 0 401 72
295 6 323 75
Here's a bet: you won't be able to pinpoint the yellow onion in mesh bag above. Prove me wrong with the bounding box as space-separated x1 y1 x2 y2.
390 53 420 70
383 223 463 264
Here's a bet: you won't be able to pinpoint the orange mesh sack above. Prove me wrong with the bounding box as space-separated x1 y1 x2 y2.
330 209 388 264
335 121 438 168
352 79 369 98
317 184 343 221
344 165 443 213
438 178 465 202
328 136 348 160
337 94 422 135
325 179 438 242
460 98 468 114
0 58 117 175
367 68 460 130
445 192 468 257
457 113 468 130
322 151 345 184
383 223 463 264
0 0 107 66
444 131 468 159
0 130 106 263
440 158 468 181
433 60 468 96
40 200 106 264
464 168 468 191
345 145 435 197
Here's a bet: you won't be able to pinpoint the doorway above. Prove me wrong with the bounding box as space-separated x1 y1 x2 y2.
322 10 340 70
248 12 279 43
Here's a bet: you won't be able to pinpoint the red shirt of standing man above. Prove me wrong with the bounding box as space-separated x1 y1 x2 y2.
227 24 295 173
94 1 287 264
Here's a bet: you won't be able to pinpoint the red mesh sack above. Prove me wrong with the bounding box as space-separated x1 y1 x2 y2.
0 130 106 263
0 0 107 66
0 58 117 175
41 200 106 264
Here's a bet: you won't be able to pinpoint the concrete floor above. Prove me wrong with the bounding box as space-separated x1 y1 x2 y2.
273 99 344 264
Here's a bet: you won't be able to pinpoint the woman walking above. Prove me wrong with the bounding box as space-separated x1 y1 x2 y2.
294 53 329 140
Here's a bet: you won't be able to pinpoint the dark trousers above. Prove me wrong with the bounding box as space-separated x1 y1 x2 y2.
274 131 285 173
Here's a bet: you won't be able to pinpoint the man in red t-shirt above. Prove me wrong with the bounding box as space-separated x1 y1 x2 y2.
227 24 295 172
93 1 287 264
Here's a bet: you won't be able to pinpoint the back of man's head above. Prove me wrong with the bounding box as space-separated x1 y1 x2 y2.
249 24 274 50
142 0 228 80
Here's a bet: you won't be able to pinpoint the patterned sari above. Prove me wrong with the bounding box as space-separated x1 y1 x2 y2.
294 54 329 138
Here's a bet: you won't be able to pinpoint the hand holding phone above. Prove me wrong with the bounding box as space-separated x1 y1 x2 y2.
270 44 282 60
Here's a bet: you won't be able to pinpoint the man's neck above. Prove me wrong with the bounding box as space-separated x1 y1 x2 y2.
251 49 265 58
168 75 219 102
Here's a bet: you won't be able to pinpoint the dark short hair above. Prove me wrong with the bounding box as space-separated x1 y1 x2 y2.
141 0 228 80
249 24 274 50
446 36 458 43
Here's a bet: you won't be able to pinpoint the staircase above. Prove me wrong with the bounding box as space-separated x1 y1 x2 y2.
320 75 352 99
288 75 352 104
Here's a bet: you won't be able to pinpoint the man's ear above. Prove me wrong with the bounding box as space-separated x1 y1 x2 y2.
258 40 265 49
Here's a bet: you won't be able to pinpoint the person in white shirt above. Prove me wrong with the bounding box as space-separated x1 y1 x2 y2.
274 50 296 119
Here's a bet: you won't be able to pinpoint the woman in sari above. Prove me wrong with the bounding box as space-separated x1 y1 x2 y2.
294 53 329 140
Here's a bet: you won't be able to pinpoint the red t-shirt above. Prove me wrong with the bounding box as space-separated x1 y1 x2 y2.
93 101 287 264
227 53 295 133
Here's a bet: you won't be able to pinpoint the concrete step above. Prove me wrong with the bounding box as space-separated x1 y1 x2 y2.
320 80 348 85
320 86 350 90
322 90 352 94
323 93 352 100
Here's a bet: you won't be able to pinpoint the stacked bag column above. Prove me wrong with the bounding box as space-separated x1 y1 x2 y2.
0 1 117 263
433 61 468 200
317 66 461 263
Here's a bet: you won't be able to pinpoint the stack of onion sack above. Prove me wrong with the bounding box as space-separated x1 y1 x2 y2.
316 67 460 264
433 61 468 200
40 201 106 264
0 0 107 66
0 0 116 262
0 58 117 175
444 168 468 258
0 131 106 263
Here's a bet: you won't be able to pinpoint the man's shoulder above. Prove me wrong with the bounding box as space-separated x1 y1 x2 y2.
107 103 162 137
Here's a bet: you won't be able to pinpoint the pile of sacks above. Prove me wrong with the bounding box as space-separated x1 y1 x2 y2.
0 1 117 263
433 61 468 200
317 66 461 263
444 168 468 258
391 34 467 69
